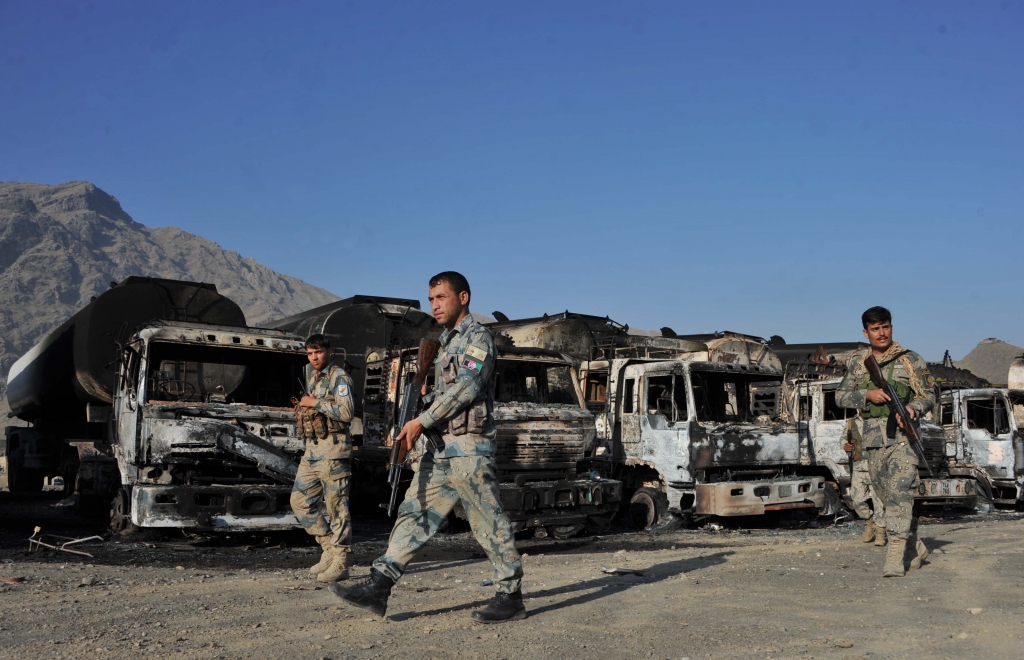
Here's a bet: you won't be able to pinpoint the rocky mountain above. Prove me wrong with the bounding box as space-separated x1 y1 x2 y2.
956 338 1024 386
0 180 339 416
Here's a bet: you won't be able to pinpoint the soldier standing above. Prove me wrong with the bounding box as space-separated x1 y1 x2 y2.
844 419 887 546
835 307 932 577
331 271 525 623
291 334 356 583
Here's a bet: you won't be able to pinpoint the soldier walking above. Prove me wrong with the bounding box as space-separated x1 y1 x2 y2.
331 271 525 623
835 307 932 577
291 334 356 583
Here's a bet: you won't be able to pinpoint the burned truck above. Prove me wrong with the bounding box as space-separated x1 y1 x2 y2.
6 277 309 532
488 313 829 528
360 339 622 538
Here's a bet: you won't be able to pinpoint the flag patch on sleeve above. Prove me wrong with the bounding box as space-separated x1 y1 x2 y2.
463 357 483 372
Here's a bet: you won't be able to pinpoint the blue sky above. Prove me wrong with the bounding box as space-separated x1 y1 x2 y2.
1 1 1021 360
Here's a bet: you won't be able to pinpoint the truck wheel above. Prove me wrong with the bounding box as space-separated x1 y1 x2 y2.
109 488 139 535
629 488 680 531
973 490 994 515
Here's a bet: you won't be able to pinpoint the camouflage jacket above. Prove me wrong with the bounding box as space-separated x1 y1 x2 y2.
300 362 355 461
417 313 497 457
835 344 935 449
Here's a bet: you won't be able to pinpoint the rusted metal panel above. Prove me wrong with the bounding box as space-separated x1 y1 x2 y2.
694 477 825 516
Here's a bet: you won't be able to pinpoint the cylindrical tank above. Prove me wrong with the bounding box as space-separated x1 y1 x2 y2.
486 313 627 360
7 277 246 421
263 295 440 411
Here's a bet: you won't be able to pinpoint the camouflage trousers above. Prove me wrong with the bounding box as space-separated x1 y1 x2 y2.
290 456 351 550
865 442 919 540
850 459 885 525
372 454 523 594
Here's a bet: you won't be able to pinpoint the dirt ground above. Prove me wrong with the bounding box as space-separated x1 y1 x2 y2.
1 494 1022 660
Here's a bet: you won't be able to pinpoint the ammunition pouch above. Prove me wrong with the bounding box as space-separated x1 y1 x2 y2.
447 399 491 436
294 402 344 443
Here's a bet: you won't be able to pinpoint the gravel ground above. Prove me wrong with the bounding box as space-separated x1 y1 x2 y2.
1 493 1022 660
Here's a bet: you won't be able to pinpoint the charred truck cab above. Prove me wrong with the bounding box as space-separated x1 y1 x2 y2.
107 321 308 532
362 343 622 539
582 351 827 528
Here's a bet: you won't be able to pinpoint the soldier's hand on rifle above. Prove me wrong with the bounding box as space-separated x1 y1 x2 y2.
896 406 916 429
844 442 854 452
298 395 318 408
395 418 425 462
866 388 891 405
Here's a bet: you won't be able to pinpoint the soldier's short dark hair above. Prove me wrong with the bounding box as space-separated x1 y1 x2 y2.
305 334 331 350
429 271 471 302
861 306 892 329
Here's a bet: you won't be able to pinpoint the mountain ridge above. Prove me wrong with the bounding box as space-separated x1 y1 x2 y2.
0 180 340 417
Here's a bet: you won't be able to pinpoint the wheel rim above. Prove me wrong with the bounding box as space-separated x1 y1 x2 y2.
629 491 657 529
110 489 131 533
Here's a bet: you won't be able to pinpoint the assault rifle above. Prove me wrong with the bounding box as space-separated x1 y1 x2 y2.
864 354 933 477
383 339 444 516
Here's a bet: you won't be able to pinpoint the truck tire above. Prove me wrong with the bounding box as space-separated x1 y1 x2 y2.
109 487 139 535
628 488 681 531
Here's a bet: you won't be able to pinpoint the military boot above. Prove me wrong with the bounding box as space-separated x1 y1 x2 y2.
859 519 878 543
874 524 888 547
329 569 394 617
471 591 526 624
308 535 334 577
882 537 908 577
316 547 350 583
907 532 929 571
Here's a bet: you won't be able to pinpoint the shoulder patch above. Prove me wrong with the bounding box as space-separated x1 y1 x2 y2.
336 381 350 398
465 344 488 362
462 356 484 372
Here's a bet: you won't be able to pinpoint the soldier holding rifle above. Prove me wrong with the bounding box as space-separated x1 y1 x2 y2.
836 306 933 577
331 271 525 623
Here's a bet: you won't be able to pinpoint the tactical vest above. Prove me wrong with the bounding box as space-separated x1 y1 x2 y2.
438 346 493 436
298 366 346 444
856 353 913 420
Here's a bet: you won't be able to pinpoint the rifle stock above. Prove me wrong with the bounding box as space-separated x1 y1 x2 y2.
383 339 443 516
864 354 933 477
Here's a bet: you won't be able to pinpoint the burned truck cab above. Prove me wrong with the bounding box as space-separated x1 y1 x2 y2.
583 354 827 526
938 388 1024 507
109 321 308 532
362 344 622 538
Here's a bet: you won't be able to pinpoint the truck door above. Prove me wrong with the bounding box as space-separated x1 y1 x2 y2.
635 367 690 483
963 393 1015 483
619 365 642 455
810 383 857 480
114 346 143 469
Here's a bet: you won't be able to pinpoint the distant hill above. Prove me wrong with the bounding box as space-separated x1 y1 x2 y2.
955 338 1024 386
0 180 339 417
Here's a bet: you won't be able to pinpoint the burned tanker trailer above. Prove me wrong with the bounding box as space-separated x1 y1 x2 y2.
6 277 310 533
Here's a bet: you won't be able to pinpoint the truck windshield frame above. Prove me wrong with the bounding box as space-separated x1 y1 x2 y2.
144 341 307 408
689 368 782 424
495 358 578 405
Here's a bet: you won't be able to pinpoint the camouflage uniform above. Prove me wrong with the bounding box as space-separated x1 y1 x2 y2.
835 344 934 540
372 314 524 594
849 458 885 524
290 363 355 551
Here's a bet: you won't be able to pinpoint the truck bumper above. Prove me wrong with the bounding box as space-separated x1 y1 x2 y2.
915 477 976 503
131 484 299 531
500 477 623 530
694 477 826 516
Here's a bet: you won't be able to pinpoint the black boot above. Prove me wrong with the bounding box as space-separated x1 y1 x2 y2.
328 569 394 617
471 591 526 624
